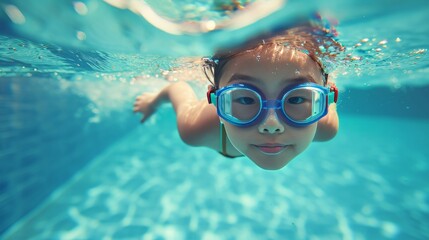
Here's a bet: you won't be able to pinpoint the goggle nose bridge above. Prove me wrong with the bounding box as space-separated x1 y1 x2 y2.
261 99 282 109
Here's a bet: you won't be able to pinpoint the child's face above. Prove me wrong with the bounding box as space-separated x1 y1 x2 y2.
218 49 325 170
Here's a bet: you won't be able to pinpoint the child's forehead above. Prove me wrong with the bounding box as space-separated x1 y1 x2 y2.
220 49 323 82
231 48 315 68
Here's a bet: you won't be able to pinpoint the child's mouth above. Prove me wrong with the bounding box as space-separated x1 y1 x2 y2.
253 144 288 155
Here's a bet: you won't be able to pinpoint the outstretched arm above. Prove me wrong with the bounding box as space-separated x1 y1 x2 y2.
133 81 220 148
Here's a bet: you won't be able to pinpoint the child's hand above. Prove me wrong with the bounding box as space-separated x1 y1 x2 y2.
133 92 159 123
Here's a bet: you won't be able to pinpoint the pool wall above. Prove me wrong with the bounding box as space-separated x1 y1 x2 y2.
0 77 136 234
337 85 429 119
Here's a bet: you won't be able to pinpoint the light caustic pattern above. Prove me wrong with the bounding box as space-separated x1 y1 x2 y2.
3 114 429 240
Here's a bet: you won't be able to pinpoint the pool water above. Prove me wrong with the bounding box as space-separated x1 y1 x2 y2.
1 0 428 239
3 112 429 240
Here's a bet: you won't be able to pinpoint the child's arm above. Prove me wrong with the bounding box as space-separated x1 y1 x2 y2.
313 103 339 141
133 81 221 149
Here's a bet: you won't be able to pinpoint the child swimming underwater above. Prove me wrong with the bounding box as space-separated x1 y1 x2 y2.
133 19 342 170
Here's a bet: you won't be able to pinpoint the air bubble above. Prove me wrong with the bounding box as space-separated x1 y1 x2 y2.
378 40 388 45
412 49 426 54
73 2 88 15
76 31 86 41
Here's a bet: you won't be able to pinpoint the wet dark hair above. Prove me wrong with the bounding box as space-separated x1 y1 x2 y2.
203 16 343 88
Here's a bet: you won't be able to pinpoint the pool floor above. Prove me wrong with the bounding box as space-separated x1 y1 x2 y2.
3 114 429 240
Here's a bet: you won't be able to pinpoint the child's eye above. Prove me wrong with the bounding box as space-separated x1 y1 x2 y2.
287 96 305 104
235 97 256 105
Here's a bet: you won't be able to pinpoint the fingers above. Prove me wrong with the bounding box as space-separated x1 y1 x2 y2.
133 92 157 123
132 102 140 113
133 96 145 113
134 104 149 123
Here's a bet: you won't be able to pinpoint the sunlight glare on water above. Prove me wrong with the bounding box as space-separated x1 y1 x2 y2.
1 0 428 123
1 0 427 89
0 0 428 124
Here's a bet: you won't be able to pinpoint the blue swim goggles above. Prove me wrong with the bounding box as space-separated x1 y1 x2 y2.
207 82 338 127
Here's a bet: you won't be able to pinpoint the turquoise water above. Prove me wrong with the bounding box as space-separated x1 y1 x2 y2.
3 114 429 239
1 0 429 239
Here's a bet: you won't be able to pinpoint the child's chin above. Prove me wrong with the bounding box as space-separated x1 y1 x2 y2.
250 157 291 170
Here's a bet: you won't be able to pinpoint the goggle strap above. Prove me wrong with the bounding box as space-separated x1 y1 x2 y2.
211 93 217 106
328 84 339 104
206 86 217 106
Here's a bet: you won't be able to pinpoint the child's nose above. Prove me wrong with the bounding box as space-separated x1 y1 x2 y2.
258 109 285 134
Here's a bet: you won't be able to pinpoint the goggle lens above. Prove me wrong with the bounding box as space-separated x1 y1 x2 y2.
282 87 325 123
219 88 261 123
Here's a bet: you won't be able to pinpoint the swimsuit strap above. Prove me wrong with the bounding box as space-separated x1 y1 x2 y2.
219 122 242 158
220 122 227 155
